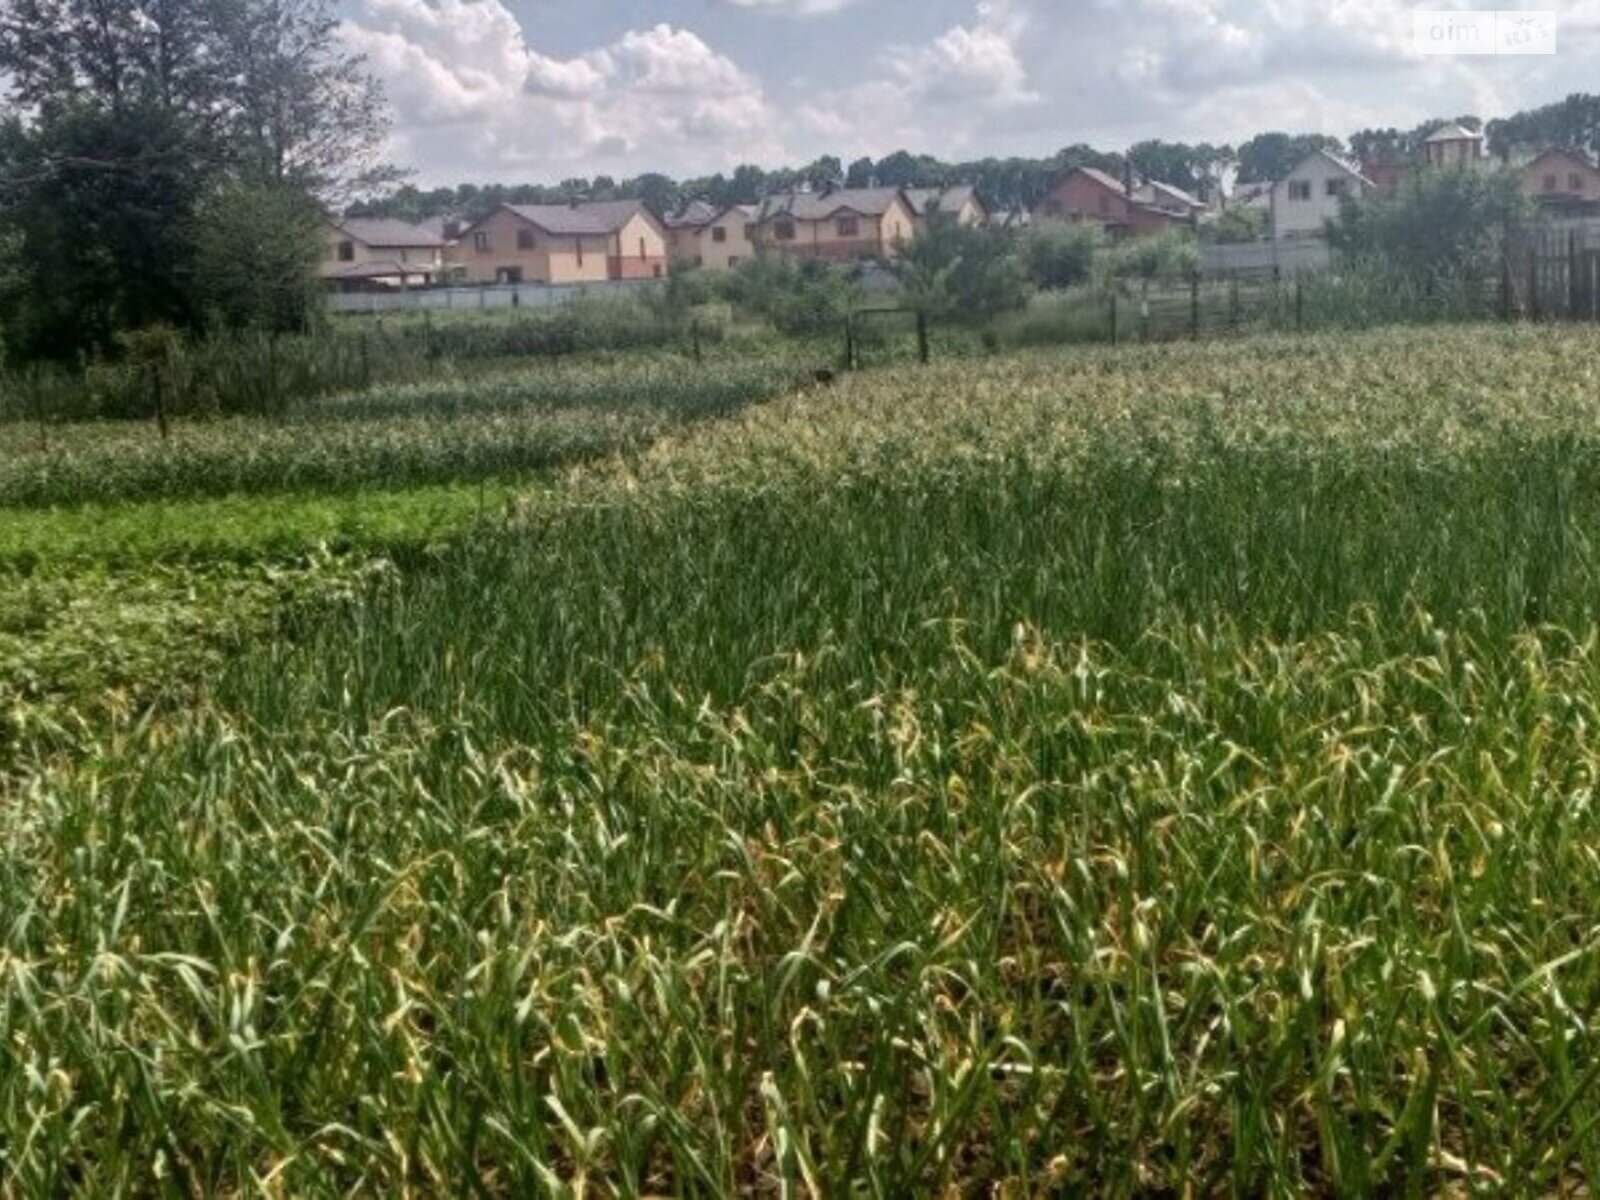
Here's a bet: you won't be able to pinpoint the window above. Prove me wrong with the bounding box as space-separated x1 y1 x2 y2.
495 267 522 285
1288 180 1312 202
639 237 647 260
517 229 535 251
1325 179 1346 198
576 238 584 267
653 265 663 278
337 240 355 262
837 216 860 237
1545 174 1559 192
775 219 796 241
399 249 409 264
1572 173 1584 192
743 224 756 241
728 256 741 268
473 231 490 253
712 226 728 243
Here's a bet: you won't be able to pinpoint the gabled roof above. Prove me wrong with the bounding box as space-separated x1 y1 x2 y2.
482 199 654 237
1072 166 1130 196
1136 180 1205 211
1280 149 1375 189
665 199 720 229
755 187 909 222
1524 146 1600 172
904 185 981 217
713 203 761 223
334 217 448 249
1426 122 1484 144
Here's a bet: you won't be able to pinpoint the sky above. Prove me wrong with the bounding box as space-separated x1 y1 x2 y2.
337 0 1600 187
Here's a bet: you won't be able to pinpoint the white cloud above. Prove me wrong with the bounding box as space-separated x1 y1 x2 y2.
716 0 861 14
341 0 782 182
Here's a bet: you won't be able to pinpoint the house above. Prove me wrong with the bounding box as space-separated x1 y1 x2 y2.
1032 167 1188 239
449 200 668 286
1269 150 1372 241
1423 123 1486 169
1521 148 1600 217
700 204 760 271
1133 179 1207 218
904 185 989 232
321 217 449 291
750 187 918 261
1228 180 1274 211
663 200 721 266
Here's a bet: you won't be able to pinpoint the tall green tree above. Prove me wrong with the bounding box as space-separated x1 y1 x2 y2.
1236 133 1343 183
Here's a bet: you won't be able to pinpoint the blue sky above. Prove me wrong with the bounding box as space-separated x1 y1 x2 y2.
338 1 1600 186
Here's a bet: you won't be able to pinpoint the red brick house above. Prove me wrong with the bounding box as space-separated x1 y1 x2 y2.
1032 167 1187 239
1522 148 1600 217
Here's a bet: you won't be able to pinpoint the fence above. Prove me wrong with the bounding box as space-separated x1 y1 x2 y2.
1201 238 1332 279
328 279 666 316
1506 218 1600 320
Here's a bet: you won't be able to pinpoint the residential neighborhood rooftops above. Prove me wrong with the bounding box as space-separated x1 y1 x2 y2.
1288 148 1376 188
665 199 721 229
494 199 653 236
904 185 979 217
1137 179 1205 211
755 187 909 222
334 217 448 248
1426 122 1484 143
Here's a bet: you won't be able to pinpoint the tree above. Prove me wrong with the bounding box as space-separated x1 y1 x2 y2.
1128 140 1235 200
845 157 874 188
1104 229 1200 300
1327 165 1528 286
1236 133 1343 183
1020 222 1106 290
1488 94 1600 161
191 179 323 333
896 214 1029 320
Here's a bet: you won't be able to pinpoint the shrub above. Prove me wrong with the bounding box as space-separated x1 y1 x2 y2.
1021 221 1107 290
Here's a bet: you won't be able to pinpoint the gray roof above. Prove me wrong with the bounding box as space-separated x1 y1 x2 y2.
755 187 908 222
1426 122 1484 143
665 199 720 229
499 200 651 236
904 185 980 217
1137 180 1204 210
335 217 447 249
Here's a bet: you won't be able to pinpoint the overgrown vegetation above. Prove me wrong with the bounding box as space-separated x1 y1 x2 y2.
9 328 1600 1193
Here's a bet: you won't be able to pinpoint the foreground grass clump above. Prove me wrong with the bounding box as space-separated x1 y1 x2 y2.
9 326 1600 1194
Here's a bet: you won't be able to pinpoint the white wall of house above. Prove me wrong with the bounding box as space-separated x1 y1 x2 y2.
1270 154 1365 241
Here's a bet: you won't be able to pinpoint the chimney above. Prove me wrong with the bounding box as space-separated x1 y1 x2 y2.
1123 160 1135 197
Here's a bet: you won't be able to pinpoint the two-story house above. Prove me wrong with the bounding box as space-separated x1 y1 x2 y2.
321 218 449 291
664 200 720 267
1522 148 1600 217
1032 167 1186 239
1269 151 1372 241
449 201 669 286
750 188 918 262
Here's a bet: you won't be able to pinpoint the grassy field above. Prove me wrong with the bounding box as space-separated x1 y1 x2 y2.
7 326 1600 1194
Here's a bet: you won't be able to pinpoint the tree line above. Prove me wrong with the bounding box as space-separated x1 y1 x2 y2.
0 0 389 363
353 93 1600 228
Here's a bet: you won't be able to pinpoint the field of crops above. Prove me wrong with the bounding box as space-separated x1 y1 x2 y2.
8 326 1600 1194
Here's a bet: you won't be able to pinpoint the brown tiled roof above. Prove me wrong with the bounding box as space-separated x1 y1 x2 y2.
665 200 720 229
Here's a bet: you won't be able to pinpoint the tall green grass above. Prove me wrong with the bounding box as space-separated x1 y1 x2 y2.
8 327 1600 1194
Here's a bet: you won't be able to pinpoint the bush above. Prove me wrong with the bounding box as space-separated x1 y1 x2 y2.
1021 221 1107 290
897 216 1030 320
1102 229 1201 295
192 182 324 335
719 256 862 334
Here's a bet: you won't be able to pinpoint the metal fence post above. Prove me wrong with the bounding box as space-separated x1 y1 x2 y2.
1295 278 1304 333
917 309 930 364
151 365 168 442
1190 272 1200 340
1109 293 1118 346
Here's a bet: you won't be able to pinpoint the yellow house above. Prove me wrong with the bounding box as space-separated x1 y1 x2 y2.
699 204 760 271
449 201 669 286
904 185 989 233
751 188 917 262
321 217 448 291
663 200 720 267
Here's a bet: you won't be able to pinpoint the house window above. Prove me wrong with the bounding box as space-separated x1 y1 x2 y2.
1572 173 1584 191
639 237 647 260
1325 179 1346 198
577 238 584 267
653 265 663 278
474 232 490 253
743 224 756 241
517 229 535 251
775 219 796 241
1288 181 1312 202
337 241 355 262
712 226 728 243
399 249 409 263
1545 174 1559 192
728 256 741 268
496 267 522 284
837 216 860 237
